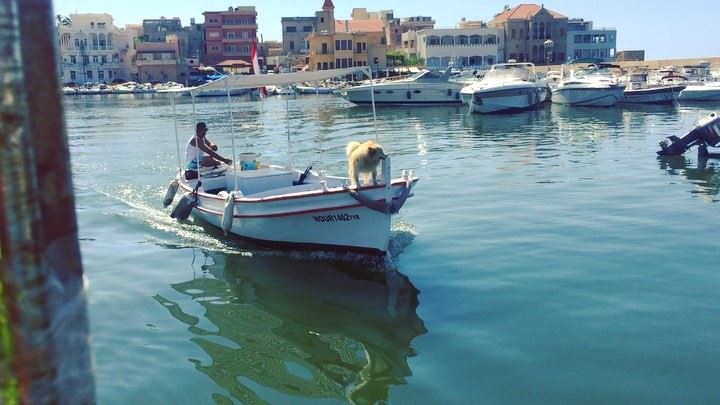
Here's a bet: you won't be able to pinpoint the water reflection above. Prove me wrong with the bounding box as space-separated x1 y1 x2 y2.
154 252 426 404
658 155 720 200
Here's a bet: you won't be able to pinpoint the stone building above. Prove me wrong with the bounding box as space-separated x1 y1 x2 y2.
489 4 568 64
566 19 617 62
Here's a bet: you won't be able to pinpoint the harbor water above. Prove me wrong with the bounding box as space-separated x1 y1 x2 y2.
65 93 720 404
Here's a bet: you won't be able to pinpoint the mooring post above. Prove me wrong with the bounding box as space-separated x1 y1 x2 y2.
0 0 96 403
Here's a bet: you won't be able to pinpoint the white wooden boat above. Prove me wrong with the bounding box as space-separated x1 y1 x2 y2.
164 67 418 255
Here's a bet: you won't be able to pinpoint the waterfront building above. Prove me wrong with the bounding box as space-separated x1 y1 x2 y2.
57 13 137 84
281 16 315 55
400 16 436 33
306 0 387 72
350 8 401 50
203 6 258 68
566 18 616 62
414 25 502 69
142 17 182 42
135 37 181 83
140 17 205 83
489 4 568 65
616 50 645 62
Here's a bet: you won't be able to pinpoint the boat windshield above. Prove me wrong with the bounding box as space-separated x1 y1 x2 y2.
483 66 532 81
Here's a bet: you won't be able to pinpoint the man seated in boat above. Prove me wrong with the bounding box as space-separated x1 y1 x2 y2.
185 122 232 176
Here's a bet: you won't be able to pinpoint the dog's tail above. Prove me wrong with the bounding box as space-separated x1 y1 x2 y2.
345 141 361 158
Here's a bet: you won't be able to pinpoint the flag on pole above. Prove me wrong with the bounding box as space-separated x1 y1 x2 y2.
251 39 267 96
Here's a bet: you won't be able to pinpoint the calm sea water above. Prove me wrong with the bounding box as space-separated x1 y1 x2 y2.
64 93 720 404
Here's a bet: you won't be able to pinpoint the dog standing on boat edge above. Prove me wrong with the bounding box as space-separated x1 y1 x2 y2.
346 140 387 188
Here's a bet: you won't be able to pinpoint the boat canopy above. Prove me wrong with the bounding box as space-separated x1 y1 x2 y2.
185 66 369 97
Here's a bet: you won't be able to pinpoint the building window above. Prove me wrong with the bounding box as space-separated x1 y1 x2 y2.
575 35 582 44
70 55 76 64
101 55 107 64
226 32 236 39
335 40 340 50
317 62 321 70
320 17 324 23
70 71 76 81
336 58 340 67
289 40 295 50
86 71 93 80
303 26 312 32
511 29 516 39
286 26 297 33
209 32 220 38
98 71 104 80
242 45 250 54
92 55 98 63
321 43 328 54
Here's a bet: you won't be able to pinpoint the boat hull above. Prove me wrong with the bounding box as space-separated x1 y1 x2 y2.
178 177 415 255
621 85 685 104
551 86 624 107
469 86 545 113
677 84 720 101
344 83 463 105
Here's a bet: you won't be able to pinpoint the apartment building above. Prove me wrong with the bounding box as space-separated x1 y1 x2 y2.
203 6 258 67
135 37 181 82
566 18 617 62
489 4 568 64
281 16 315 55
306 0 387 71
57 13 136 84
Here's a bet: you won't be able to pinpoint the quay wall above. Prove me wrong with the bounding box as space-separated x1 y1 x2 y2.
544 56 720 72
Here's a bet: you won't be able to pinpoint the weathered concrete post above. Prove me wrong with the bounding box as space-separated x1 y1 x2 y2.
0 0 95 403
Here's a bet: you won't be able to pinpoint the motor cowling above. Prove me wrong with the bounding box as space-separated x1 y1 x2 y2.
658 112 720 156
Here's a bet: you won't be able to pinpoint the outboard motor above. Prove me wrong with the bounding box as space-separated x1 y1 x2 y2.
657 112 720 157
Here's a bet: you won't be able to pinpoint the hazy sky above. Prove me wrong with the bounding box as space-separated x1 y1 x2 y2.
52 0 720 60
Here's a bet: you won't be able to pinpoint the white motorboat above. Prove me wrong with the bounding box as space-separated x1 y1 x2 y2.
163 67 418 255
294 84 335 94
342 69 463 105
551 65 625 107
462 62 549 113
620 71 685 104
677 81 720 101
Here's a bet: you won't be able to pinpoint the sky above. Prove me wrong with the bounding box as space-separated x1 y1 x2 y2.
51 0 720 60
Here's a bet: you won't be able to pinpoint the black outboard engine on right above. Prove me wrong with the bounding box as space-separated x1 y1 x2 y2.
657 112 720 157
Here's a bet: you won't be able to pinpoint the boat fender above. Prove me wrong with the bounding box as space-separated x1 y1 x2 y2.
170 181 201 220
170 194 196 220
221 191 238 233
162 178 179 207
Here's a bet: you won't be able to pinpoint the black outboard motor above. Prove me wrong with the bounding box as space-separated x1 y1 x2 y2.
657 112 720 157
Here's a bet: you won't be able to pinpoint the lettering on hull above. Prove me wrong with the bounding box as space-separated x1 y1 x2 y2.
313 213 360 223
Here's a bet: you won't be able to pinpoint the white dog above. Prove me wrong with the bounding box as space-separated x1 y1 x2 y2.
346 140 387 188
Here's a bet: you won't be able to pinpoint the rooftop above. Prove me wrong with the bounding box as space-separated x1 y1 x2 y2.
490 4 565 23
335 19 385 33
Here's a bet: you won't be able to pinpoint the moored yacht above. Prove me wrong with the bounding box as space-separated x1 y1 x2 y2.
462 62 549 113
551 65 625 107
342 69 463 105
677 81 720 101
620 71 685 104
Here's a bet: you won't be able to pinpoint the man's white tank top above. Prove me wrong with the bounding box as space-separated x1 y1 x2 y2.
185 135 208 163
